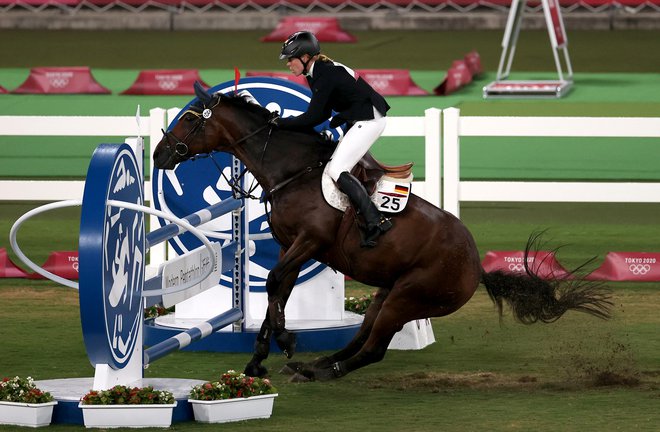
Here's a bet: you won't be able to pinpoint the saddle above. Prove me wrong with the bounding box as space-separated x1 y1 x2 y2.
351 152 414 195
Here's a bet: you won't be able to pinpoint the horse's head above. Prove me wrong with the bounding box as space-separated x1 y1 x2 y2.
153 82 269 170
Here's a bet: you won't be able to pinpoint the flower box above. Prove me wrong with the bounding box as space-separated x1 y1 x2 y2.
78 402 177 428
0 400 57 428
189 393 278 423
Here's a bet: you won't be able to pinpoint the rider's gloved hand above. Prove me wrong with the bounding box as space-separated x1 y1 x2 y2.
320 130 335 144
329 115 346 128
268 111 280 127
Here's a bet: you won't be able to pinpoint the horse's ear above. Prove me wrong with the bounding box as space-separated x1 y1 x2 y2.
193 81 213 106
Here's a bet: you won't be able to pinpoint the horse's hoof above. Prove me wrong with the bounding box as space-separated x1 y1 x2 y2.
244 362 268 378
289 372 313 383
275 330 297 359
279 361 304 375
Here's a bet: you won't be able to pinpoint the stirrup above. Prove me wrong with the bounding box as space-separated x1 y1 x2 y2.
374 217 393 232
360 217 393 248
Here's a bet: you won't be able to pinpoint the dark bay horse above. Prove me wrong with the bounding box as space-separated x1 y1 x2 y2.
153 83 612 381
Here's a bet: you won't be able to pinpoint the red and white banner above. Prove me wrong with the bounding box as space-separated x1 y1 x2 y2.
27 251 79 280
12 67 110 94
464 51 483 76
482 250 572 280
587 252 660 282
121 69 210 95
261 17 356 42
433 60 472 96
356 69 427 96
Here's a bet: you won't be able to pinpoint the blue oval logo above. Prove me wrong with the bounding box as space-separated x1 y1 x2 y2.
80 144 144 368
152 77 341 290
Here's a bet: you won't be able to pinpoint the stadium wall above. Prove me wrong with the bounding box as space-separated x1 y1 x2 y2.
1 9 659 31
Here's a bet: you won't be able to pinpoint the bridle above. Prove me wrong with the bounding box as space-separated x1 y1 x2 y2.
160 97 273 200
159 100 220 165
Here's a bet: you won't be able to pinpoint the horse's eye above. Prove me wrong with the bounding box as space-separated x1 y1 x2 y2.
185 114 197 122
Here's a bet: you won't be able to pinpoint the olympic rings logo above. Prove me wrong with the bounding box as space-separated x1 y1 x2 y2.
508 263 526 272
628 264 651 275
49 78 70 88
157 80 180 91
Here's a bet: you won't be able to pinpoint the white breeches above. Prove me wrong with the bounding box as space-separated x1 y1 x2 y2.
326 107 387 181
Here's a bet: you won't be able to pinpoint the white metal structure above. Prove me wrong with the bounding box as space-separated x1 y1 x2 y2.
483 0 574 98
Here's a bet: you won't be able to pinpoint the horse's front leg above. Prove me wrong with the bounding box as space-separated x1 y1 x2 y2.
244 238 317 376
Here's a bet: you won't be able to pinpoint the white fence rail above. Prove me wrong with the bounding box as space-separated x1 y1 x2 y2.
0 108 442 207
442 107 660 217
4 107 659 219
0 109 167 202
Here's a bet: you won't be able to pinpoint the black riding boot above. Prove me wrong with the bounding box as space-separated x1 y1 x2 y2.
336 171 393 248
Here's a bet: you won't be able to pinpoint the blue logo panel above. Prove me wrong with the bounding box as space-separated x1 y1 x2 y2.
152 77 341 291
80 144 145 369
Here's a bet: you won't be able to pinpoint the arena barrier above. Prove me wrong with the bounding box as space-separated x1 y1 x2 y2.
441 108 660 217
0 109 441 206
0 109 165 202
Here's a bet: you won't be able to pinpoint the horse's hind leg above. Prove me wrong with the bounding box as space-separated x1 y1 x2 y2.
296 283 423 381
290 288 388 372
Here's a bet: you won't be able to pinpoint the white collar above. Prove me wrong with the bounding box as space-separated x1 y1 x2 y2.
306 60 316 78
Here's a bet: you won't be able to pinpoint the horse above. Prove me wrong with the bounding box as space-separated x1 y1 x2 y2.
153 83 612 382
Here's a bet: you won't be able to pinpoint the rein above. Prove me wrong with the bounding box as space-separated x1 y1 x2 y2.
164 97 324 202
263 161 326 201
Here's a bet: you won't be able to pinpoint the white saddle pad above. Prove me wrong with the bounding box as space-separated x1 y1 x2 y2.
321 165 350 212
321 165 412 214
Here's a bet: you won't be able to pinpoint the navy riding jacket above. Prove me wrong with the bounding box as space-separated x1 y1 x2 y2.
277 59 390 131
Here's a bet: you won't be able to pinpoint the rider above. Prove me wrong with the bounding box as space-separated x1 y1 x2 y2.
271 31 393 248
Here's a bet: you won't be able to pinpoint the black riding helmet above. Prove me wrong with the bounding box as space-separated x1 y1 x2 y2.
279 31 321 60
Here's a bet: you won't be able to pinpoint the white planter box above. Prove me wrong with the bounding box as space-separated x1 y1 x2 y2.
189 393 278 423
0 400 57 428
78 402 177 428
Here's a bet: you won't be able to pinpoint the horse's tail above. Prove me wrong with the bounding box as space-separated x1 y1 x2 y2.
480 232 613 324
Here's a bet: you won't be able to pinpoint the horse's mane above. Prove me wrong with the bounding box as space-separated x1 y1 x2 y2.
192 92 337 158
222 93 271 118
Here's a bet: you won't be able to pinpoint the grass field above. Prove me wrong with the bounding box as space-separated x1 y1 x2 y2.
1 28 660 431
1 201 660 431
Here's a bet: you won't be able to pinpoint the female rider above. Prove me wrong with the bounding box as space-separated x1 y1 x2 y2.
271 31 392 248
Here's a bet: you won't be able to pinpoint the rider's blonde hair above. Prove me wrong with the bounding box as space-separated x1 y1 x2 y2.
317 54 333 63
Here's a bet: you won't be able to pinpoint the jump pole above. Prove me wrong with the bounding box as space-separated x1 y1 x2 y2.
143 307 243 366
145 198 241 249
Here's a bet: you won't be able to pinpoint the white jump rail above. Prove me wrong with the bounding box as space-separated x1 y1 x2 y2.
442 107 660 217
0 109 167 202
1 108 443 207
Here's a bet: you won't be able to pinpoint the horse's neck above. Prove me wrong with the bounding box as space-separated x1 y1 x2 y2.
236 130 325 191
